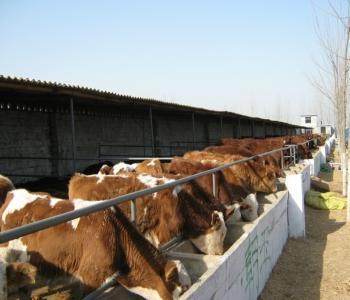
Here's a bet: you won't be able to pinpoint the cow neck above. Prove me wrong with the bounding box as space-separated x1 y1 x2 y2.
224 165 252 196
190 180 224 213
177 187 213 237
216 171 237 205
111 206 169 273
111 206 178 300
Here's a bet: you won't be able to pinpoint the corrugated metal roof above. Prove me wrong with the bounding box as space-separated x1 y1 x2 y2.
0 75 304 128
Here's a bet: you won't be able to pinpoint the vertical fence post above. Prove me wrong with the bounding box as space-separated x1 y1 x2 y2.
220 115 223 139
192 112 196 149
69 97 77 172
149 107 155 156
237 118 241 138
281 150 284 169
232 118 235 138
130 199 136 223
212 173 217 197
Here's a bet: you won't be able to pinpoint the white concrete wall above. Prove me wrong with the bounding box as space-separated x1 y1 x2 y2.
325 141 330 155
302 150 322 176
320 146 327 164
181 137 335 300
285 164 310 238
182 192 289 300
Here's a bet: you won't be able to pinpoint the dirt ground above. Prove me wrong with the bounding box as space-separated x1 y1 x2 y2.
260 147 350 300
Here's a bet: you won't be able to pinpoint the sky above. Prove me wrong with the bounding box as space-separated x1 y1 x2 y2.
0 0 335 125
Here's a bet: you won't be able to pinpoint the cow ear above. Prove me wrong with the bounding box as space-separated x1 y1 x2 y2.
224 205 235 218
211 212 221 227
164 261 178 283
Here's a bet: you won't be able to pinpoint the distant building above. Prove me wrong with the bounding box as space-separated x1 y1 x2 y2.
313 125 334 136
300 114 318 129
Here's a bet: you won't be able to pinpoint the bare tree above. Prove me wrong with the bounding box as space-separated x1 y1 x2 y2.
311 0 350 221
275 97 282 121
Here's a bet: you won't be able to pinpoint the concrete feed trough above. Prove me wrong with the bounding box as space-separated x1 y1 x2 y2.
98 191 289 300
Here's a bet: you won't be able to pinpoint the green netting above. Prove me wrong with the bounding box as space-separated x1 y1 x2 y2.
320 163 332 173
306 190 347 210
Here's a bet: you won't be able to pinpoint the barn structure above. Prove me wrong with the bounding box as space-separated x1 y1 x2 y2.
0 75 305 182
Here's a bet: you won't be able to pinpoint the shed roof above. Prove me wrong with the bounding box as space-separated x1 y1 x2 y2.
0 75 304 128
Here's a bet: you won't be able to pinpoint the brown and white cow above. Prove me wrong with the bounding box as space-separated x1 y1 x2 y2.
135 159 165 175
204 145 283 177
68 173 227 255
0 189 190 300
183 151 277 195
99 159 165 177
6 262 37 297
167 157 235 205
0 175 14 207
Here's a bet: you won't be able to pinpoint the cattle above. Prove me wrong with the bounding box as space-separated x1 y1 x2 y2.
220 138 287 170
6 262 37 297
135 159 165 175
287 136 313 159
112 157 242 224
98 164 113 175
182 151 277 195
313 134 326 146
0 175 14 207
83 161 113 175
68 173 227 255
96 162 139 176
222 135 315 161
204 145 283 177
0 189 190 300
168 157 237 206
109 162 139 175
99 159 165 176
168 157 261 222
240 193 259 221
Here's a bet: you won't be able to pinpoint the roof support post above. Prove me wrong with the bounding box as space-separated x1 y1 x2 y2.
220 115 223 139
192 112 196 149
251 120 255 138
69 97 77 172
237 118 241 138
149 107 155 156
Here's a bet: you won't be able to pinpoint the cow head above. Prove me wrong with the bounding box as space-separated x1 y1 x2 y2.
260 170 278 193
225 203 242 224
98 164 113 175
240 193 258 221
298 145 312 159
163 260 190 299
7 262 37 294
0 175 15 207
121 257 190 300
246 162 278 194
190 210 227 255
174 185 227 255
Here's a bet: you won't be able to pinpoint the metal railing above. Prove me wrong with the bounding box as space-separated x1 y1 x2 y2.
283 139 318 165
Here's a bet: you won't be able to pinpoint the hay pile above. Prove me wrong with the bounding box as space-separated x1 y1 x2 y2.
306 190 347 210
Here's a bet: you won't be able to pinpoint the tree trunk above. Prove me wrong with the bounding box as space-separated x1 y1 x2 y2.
347 147 350 221
342 152 347 195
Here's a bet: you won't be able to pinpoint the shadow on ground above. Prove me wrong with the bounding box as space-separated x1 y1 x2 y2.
259 206 346 300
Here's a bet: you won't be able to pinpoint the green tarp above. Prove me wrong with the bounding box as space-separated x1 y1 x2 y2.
306 190 347 210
